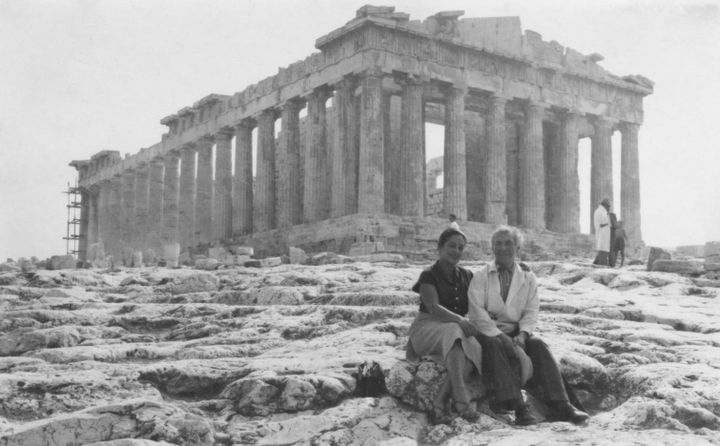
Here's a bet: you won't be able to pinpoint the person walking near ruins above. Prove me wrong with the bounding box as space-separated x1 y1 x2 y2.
467 225 590 426
612 220 629 267
406 228 483 422
608 210 619 267
447 214 460 231
593 198 611 266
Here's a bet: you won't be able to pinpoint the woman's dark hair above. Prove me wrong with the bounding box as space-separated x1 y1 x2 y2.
438 228 467 248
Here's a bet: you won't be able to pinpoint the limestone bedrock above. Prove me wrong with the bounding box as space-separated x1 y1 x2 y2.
0 258 719 445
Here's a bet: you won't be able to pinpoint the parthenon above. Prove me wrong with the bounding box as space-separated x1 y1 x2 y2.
70 6 653 263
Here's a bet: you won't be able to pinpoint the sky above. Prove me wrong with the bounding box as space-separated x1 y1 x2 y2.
1 0 719 260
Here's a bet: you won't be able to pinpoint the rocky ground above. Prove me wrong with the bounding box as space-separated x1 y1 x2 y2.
1 254 720 445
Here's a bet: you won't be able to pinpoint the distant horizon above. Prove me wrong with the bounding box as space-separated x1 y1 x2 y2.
2 0 719 259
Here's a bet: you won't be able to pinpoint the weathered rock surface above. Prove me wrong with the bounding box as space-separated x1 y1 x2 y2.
1 260 719 445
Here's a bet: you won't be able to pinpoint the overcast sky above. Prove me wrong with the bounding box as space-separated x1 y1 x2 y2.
1 0 719 260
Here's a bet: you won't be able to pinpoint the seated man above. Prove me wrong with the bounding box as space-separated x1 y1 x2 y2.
467 225 589 425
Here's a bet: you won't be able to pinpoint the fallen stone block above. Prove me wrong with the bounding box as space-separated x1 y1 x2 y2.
49 255 76 270
647 247 671 271
260 257 283 268
208 247 228 260
229 245 254 256
163 243 180 268
651 259 704 275
195 258 221 270
289 246 308 264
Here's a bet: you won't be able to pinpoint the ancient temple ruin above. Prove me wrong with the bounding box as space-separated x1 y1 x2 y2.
70 6 653 262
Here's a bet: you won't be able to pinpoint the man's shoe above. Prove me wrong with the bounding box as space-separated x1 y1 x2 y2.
550 401 589 424
514 403 539 426
455 401 481 422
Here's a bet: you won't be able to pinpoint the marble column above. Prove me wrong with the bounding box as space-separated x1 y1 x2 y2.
254 109 277 232
398 74 425 216
519 101 545 229
97 180 111 252
590 116 614 233
484 94 508 224
147 158 165 251
443 85 467 220
162 152 180 245
78 189 89 261
134 164 150 248
120 169 136 253
87 187 99 245
214 131 233 241
330 78 356 217
233 121 253 235
358 67 385 214
178 146 196 250
621 122 642 245
304 89 330 222
195 138 214 245
107 176 123 260
277 100 302 227
553 111 580 233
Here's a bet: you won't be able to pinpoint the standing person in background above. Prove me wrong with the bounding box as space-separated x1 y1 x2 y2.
448 214 460 231
608 210 618 267
593 198 611 266
612 221 629 267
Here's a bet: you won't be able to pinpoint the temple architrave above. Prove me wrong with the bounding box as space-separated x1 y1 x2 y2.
70 6 653 262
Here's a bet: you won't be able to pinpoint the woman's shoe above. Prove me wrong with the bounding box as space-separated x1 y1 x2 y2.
455 401 481 422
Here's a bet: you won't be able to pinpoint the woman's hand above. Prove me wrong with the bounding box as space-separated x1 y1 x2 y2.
457 318 478 337
513 331 529 349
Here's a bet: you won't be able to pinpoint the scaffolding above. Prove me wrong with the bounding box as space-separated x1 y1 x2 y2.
63 181 84 257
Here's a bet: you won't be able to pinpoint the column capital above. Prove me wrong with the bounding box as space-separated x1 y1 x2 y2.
361 65 384 79
394 72 429 87
256 107 280 122
194 135 215 149
619 121 640 133
305 85 333 102
214 128 234 143
591 114 618 129
235 118 256 131
488 93 510 106
280 97 304 111
333 75 358 92
163 149 182 161
444 81 468 96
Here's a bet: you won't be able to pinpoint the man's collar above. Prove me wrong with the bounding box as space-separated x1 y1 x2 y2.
490 262 516 273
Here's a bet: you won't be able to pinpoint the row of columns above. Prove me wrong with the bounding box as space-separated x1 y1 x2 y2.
79 68 642 261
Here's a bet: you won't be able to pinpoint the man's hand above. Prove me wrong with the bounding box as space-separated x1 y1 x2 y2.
458 318 478 337
513 331 529 349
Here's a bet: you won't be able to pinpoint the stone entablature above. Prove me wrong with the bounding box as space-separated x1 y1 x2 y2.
70 5 651 262
78 7 651 188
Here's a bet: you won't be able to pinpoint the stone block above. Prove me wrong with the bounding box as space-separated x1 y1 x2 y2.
675 245 704 258
704 241 720 259
195 258 220 270
49 255 76 270
132 250 144 268
143 249 158 266
121 247 134 267
230 246 254 256
163 243 180 268
704 262 720 273
651 259 704 275
288 247 307 264
208 247 228 260
647 247 671 271
260 257 283 268
243 259 263 268
87 243 105 263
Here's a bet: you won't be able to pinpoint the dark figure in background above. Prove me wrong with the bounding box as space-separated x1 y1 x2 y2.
406 228 483 422
468 225 590 426
608 211 619 267
612 221 629 267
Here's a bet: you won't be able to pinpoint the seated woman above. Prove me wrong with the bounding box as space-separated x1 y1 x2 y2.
406 228 483 421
